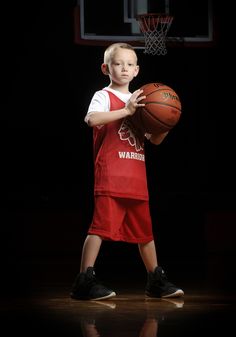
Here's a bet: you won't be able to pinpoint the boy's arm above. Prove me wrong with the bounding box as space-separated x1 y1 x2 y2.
86 108 130 127
86 89 145 127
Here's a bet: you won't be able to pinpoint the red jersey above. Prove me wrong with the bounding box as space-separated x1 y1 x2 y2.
93 90 149 200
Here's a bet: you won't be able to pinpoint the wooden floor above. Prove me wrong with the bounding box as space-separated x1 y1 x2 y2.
1 284 235 337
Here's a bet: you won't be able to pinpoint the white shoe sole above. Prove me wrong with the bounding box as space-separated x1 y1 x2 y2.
90 291 117 301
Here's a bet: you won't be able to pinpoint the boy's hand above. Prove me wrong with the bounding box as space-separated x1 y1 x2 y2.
125 89 146 115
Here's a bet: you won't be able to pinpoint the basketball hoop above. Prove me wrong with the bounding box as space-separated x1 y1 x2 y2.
136 13 173 56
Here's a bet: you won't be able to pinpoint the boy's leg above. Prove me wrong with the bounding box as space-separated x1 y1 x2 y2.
80 234 102 272
138 240 158 272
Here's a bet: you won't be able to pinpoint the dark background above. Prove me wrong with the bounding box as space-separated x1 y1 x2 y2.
1 1 235 296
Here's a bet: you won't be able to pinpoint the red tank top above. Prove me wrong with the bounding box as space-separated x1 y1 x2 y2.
93 90 149 200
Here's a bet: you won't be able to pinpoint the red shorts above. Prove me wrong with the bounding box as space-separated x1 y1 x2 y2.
88 196 154 243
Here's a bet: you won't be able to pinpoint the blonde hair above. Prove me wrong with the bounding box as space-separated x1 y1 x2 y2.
103 43 137 64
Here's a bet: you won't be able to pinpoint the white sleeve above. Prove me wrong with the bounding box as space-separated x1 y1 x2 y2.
84 90 110 124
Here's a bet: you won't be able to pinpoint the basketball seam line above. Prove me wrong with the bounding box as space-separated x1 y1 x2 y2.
144 102 181 112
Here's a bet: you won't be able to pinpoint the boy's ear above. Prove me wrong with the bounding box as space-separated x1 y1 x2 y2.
101 63 109 75
134 65 140 77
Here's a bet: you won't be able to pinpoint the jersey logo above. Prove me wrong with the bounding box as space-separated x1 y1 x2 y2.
118 119 143 152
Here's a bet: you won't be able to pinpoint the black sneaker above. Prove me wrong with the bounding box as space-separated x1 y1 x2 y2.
145 266 184 298
70 267 116 300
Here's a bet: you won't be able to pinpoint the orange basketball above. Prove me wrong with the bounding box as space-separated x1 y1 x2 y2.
137 82 182 134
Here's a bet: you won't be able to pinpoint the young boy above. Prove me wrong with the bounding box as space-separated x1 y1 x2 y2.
71 42 184 300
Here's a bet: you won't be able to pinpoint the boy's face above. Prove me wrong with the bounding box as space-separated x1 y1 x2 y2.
103 48 139 85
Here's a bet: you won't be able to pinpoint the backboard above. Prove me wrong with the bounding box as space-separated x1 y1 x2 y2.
74 0 215 48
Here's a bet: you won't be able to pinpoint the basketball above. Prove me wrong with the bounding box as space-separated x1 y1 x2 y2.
134 82 182 134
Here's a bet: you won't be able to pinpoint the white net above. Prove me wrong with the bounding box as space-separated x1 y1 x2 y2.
137 14 173 56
